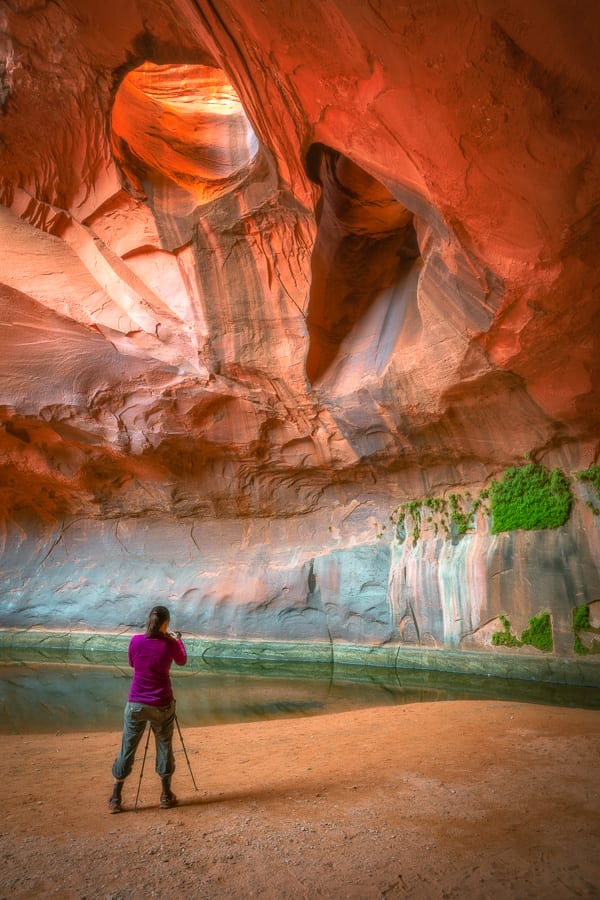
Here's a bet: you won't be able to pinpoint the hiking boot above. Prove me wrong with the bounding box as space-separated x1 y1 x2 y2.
108 779 124 813
160 775 177 809
108 795 122 814
159 790 177 809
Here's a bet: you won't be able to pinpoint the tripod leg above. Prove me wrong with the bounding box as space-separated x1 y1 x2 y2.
175 714 198 791
134 723 151 811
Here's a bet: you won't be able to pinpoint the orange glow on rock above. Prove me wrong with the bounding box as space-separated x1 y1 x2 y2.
111 62 259 203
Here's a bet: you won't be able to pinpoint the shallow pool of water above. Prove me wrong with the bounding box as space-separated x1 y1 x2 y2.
0 648 598 734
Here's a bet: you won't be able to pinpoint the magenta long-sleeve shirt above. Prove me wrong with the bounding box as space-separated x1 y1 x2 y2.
127 633 187 706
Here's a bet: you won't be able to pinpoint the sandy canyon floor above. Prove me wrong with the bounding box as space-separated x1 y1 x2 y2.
2 699 599 899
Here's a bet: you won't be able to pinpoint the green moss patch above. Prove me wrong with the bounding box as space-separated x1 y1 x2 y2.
492 612 553 653
572 603 600 655
491 615 521 648
573 604 590 632
489 463 572 533
389 461 586 547
520 611 553 652
576 465 600 515
391 492 487 546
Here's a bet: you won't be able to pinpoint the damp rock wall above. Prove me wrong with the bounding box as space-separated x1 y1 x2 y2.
2 486 599 682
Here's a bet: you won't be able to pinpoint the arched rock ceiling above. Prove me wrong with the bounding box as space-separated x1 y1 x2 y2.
0 0 599 524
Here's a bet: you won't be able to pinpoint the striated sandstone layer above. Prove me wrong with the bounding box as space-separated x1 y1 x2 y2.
0 1 599 678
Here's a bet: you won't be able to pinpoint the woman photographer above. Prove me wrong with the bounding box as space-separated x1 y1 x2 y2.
109 605 187 813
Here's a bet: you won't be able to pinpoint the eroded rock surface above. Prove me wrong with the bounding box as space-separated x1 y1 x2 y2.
0 1 599 671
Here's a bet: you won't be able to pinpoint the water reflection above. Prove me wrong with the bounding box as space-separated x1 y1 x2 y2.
0 647 598 735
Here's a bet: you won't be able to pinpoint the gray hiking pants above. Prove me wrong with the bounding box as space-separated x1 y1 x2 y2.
112 700 176 780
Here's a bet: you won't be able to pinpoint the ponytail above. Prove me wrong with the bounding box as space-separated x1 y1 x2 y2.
145 605 170 637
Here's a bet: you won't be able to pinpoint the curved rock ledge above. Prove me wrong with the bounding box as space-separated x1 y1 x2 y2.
1 629 598 688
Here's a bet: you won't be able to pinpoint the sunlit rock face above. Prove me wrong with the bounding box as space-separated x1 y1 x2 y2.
111 63 259 202
0 1 599 671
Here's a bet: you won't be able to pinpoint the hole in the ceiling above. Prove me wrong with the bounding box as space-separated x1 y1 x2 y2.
304 144 422 388
110 62 259 204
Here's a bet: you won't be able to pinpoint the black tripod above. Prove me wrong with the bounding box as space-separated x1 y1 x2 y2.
134 714 198 810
